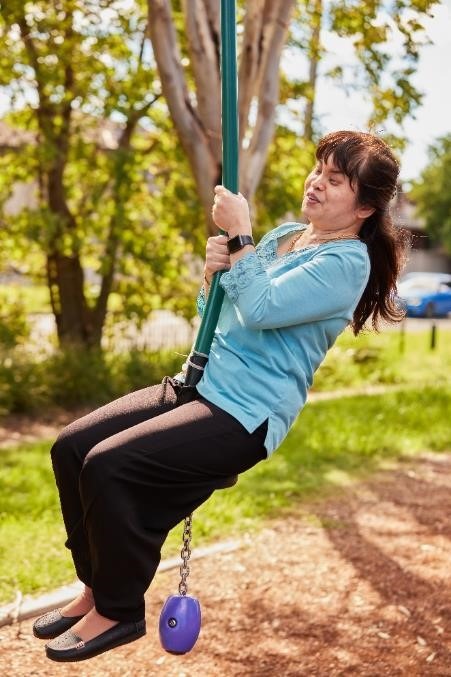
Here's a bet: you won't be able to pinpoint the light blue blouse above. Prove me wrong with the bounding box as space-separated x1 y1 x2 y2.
194 222 370 456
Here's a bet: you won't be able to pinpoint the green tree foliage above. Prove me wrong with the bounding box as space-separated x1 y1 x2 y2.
255 0 438 229
148 0 437 237
0 0 201 348
284 0 438 148
255 126 315 234
410 135 451 253
327 0 437 139
0 0 440 349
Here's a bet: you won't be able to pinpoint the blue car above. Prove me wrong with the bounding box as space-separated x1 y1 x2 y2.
397 272 451 318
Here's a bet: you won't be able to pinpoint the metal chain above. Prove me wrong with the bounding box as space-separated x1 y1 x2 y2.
178 513 193 596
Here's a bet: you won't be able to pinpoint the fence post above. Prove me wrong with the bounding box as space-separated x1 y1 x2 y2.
430 323 437 351
399 321 405 354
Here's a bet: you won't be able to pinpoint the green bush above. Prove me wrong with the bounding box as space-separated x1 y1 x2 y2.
45 348 116 408
117 348 186 393
0 345 186 415
0 292 30 349
313 340 399 391
0 324 449 416
311 327 450 392
0 348 49 414
0 292 44 414
45 347 185 408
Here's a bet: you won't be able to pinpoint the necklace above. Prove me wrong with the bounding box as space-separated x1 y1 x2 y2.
287 232 303 253
287 230 360 253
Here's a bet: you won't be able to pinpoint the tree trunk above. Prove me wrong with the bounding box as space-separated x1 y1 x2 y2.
47 253 91 346
303 0 322 142
148 0 296 230
16 8 95 348
148 0 221 234
90 116 143 346
45 154 95 347
239 0 296 199
16 5 158 349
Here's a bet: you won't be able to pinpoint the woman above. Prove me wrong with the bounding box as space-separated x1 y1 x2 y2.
33 130 408 662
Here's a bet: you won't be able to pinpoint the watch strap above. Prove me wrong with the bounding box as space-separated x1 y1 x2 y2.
227 234 255 254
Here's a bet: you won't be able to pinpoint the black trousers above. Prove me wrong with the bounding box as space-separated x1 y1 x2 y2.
50 377 267 622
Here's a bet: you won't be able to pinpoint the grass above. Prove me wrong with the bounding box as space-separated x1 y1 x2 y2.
0 385 450 605
312 325 451 392
0 317 449 416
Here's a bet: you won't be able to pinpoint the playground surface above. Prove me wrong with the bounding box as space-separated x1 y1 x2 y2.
0 451 450 676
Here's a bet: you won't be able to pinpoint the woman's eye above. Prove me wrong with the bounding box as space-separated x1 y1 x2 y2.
329 179 338 186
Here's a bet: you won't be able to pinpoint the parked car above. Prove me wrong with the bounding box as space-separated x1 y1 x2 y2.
397 272 451 318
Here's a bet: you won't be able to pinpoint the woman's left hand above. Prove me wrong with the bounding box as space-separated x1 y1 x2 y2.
212 186 252 239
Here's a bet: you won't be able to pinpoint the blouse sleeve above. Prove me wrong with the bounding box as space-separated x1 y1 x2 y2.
195 223 302 320
219 246 370 330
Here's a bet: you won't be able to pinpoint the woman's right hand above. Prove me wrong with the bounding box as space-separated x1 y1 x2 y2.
204 234 231 284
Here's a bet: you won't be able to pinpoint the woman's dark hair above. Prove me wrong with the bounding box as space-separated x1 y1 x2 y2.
316 130 411 335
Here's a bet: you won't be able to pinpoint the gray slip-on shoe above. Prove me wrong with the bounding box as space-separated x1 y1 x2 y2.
33 608 85 640
45 619 146 662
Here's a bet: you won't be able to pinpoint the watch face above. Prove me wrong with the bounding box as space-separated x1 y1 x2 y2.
227 236 242 254
228 235 254 254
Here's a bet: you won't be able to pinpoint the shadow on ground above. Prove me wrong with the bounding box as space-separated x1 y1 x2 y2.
0 452 450 676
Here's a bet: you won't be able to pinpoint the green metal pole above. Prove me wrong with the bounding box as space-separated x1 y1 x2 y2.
184 0 238 386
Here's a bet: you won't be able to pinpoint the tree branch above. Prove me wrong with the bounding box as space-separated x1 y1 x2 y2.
240 0 296 198
304 0 323 142
238 0 265 147
148 0 220 231
183 0 222 161
148 0 201 141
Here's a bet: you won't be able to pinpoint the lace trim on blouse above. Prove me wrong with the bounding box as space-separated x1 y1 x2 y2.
220 253 262 303
196 285 207 317
195 222 305 314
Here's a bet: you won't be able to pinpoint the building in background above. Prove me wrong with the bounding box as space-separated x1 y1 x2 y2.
394 187 451 276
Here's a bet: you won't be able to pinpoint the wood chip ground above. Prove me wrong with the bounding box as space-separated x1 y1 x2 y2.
1 452 450 676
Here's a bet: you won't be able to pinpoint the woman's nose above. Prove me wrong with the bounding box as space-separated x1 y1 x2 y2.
310 173 325 189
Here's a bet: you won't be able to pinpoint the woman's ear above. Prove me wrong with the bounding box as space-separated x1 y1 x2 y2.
356 204 375 219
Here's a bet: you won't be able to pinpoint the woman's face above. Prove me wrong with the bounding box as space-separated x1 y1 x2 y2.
302 155 371 231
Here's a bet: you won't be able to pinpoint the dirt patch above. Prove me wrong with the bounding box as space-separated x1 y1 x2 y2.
0 386 402 449
0 408 88 449
1 452 450 675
